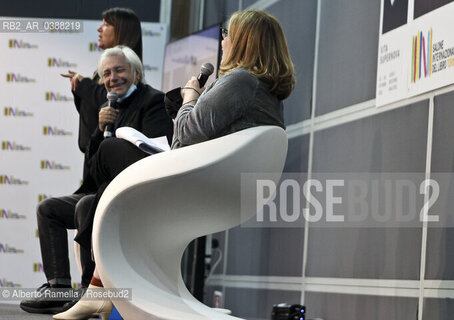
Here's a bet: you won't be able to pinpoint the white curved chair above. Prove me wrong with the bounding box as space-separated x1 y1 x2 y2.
92 126 288 320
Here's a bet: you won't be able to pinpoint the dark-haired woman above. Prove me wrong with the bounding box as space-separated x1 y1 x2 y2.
62 7 143 153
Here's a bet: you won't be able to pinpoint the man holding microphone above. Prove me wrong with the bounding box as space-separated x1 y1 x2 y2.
20 45 173 315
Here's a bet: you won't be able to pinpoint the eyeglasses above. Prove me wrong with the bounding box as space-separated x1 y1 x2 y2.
220 27 228 39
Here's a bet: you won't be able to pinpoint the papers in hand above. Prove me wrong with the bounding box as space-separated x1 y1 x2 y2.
116 127 170 155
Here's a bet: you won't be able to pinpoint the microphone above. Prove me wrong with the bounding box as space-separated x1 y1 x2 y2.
197 62 214 88
103 91 118 138
164 63 215 120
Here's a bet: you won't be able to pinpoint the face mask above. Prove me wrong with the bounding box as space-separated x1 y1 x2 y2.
118 84 137 102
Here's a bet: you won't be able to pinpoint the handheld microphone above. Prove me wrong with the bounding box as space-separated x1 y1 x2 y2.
103 91 118 138
197 62 214 88
164 63 214 120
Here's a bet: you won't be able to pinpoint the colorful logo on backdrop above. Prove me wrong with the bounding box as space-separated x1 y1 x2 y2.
45 92 73 102
33 263 43 272
412 28 454 82
47 58 77 68
0 208 26 220
142 28 161 37
4 106 33 117
8 39 38 49
412 29 433 82
0 175 29 185
0 278 21 287
144 65 158 72
0 209 26 219
0 243 24 254
6 73 36 83
1 141 31 151
89 42 102 52
40 160 70 170
38 194 51 202
42 126 73 136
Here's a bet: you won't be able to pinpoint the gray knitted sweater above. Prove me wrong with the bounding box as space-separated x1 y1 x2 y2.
171 68 285 149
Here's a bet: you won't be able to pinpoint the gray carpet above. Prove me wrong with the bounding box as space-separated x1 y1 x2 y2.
0 304 52 319
0 304 100 319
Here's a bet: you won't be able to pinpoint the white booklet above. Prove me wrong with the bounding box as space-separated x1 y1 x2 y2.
116 127 170 154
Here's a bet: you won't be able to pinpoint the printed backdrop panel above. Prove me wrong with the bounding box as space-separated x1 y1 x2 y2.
0 17 166 301
376 0 454 106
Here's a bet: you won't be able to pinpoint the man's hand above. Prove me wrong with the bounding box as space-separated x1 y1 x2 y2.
61 70 84 91
98 106 119 131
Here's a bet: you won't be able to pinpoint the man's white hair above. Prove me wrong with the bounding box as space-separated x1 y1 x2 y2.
98 45 145 83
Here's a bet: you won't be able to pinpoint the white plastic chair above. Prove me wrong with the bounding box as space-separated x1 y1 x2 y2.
92 126 288 320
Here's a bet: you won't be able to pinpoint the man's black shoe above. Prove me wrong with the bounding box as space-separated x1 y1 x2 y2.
19 283 74 314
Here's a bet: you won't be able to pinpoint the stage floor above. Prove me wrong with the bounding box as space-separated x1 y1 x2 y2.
0 303 96 319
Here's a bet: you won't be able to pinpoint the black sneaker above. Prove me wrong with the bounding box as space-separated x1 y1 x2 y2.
59 286 87 312
19 283 73 314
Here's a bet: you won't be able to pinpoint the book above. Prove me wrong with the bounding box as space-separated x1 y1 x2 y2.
115 127 170 155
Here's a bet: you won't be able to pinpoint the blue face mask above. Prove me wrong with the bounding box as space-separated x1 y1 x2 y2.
118 84 137 102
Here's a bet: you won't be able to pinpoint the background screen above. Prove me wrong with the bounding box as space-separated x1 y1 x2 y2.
162 25 220 92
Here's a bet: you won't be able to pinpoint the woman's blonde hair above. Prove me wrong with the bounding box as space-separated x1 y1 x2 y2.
219 10 296 100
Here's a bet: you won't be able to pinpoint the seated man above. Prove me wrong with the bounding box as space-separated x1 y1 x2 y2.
20 45 173 314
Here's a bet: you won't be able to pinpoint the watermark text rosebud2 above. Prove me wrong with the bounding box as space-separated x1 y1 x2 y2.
0 288 131 301
241 173 447 228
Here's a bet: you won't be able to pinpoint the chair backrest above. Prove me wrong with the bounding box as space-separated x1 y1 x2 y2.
92 126 288 320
